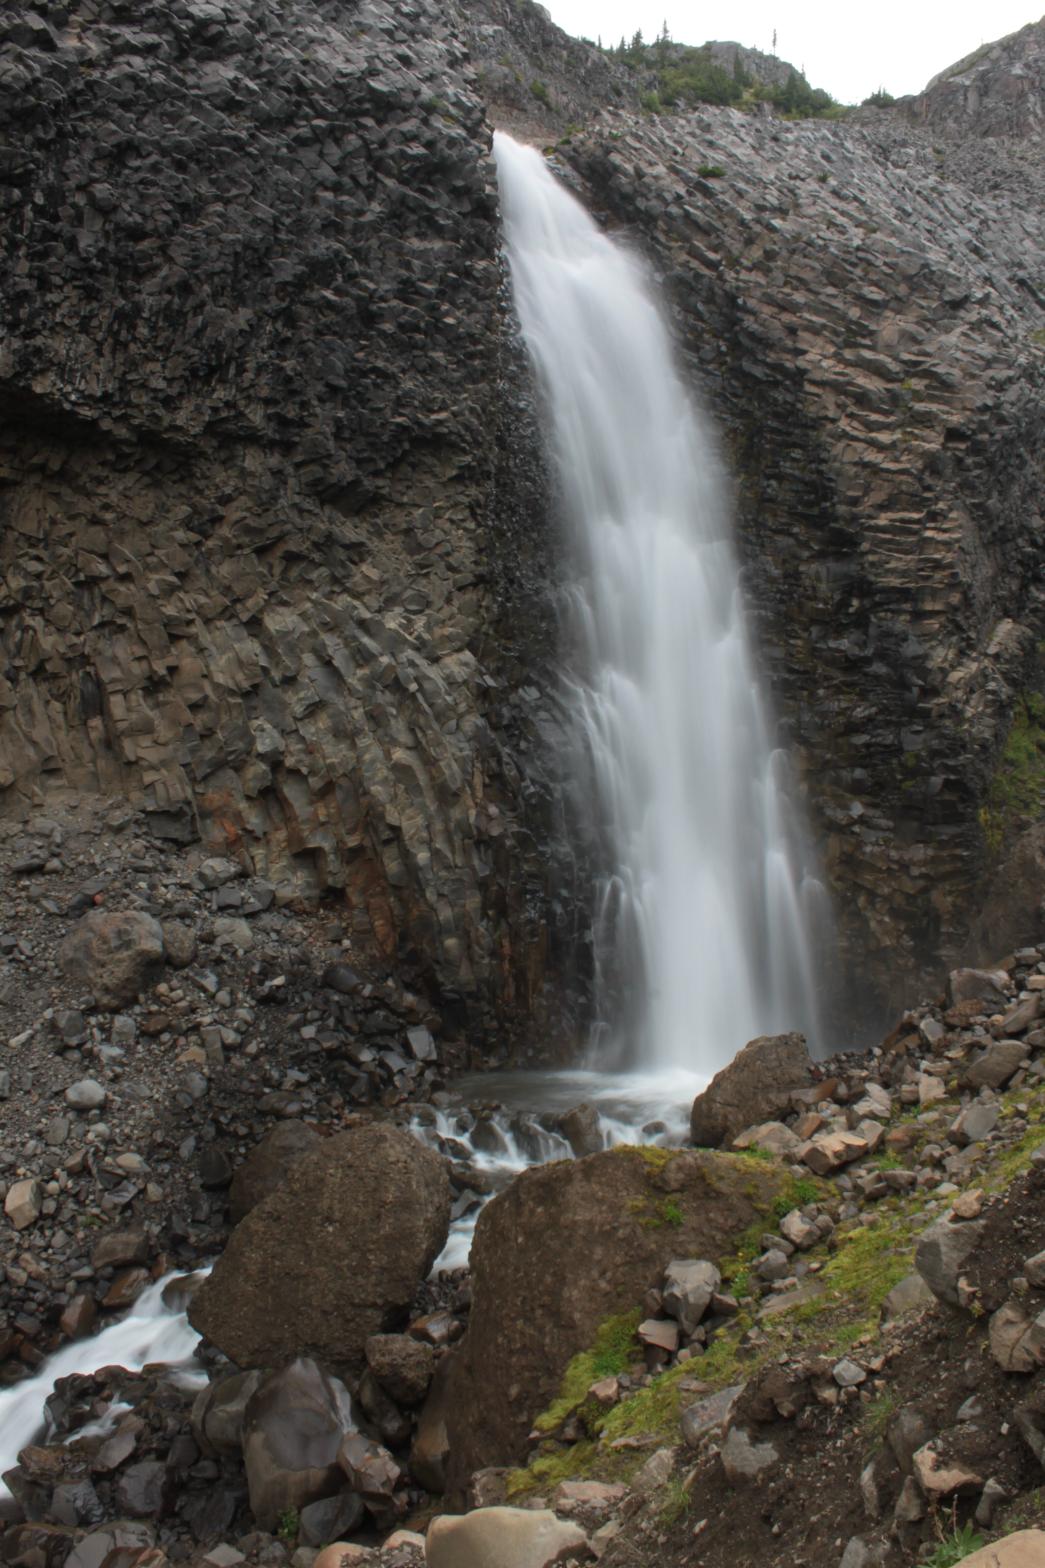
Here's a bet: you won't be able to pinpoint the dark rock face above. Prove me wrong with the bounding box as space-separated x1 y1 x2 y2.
2 0 1044 1043
0 0 578 1048
563 104 1045 1011
441 1145 787 1492
188 1123 451 1371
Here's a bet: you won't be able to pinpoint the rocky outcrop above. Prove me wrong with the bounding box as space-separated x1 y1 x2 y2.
441 1145 787 1490
908 18 1045 139
2 0 1044 1042
562 101 1045 1012
0 0 579 1049
189 1123 451 1371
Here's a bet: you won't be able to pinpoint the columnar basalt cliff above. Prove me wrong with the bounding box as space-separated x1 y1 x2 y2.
0 0 581 1044
556 106 1045 1011
2 0 1044 1039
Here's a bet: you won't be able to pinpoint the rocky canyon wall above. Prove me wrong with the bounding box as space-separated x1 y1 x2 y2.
2 0 1044 1042
0 0 584 1049
556 104 1045 1016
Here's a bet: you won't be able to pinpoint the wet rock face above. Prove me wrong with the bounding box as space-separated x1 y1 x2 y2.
0 0 578 1049
564 107 1045 1011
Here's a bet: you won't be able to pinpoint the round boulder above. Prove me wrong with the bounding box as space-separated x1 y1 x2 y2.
189 1123 451 1371
690 1032 812 1148
58 911 165 1010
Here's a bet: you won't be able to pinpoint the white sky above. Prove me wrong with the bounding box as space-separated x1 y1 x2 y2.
542 0 1041 105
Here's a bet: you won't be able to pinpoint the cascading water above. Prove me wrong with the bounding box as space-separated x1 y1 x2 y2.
493 132 828 1075
0 136 835 1484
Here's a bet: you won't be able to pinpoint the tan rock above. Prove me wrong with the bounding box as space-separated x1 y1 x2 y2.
312 1546 373 1568
951 1189 984 1220
802 1130 869 1174
4 1178 42 1231
953 1529 1045 1567
425 1508 591 1568
912 1442 982 1495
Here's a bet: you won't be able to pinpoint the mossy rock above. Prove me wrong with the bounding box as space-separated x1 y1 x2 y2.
441 1144 790 1496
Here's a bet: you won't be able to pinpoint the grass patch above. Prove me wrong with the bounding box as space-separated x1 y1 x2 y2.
531 1310 641 1435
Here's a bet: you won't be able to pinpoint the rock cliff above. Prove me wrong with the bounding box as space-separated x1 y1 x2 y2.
556 102 1044 1012
2 0 1044 1040
0 0 582 1047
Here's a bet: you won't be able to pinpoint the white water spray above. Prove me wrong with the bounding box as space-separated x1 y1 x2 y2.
494 133 827 1074
0 1273 204 1501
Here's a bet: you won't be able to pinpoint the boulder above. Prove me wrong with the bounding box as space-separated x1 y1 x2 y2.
365 1334 436 1407
192 1370 264 1456
911 1442 982 1495
337 1434 400 1513
426 1508 591 1568
442 1146 787 1492
661 1259 720 1335
680 1384 743 1448
880 1273 934 1321
229 1121 322 1223
58 910 165 1009
411 1353 454 1494
190 1124 450 1371
989 1302 1045 1372
690 1032 812 1147
720 1424 780 1483
953 1533 1045 1568
241 1359 356 1530
559 1104 602 1158
731 1121 801 1157
5 1179 42 1231
914 1216 987 1306
964 1040 1028 1090
947 968 1010 1006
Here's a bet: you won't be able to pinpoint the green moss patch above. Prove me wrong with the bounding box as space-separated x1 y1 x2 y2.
531 1310 642 1436
980 692 1045 854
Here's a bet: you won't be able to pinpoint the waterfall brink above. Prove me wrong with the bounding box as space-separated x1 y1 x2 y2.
494 132 828 1075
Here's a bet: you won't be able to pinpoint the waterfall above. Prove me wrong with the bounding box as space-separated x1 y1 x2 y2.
493 133 827 1075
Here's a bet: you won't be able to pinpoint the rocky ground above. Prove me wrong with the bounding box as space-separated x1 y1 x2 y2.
4 798 1045 1568
0 794 473 1383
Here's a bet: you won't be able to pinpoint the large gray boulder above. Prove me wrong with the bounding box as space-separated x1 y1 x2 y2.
58 911 165 1009
241 1359 356 1530
914 1215 986 1306
189 1124 451 1371
690 1032 813 1148
442 1145 788 1493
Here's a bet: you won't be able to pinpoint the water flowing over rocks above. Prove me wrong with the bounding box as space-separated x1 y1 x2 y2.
188 1124 451 1371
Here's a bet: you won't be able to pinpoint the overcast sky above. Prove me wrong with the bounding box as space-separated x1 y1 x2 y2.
542 1 1040 104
